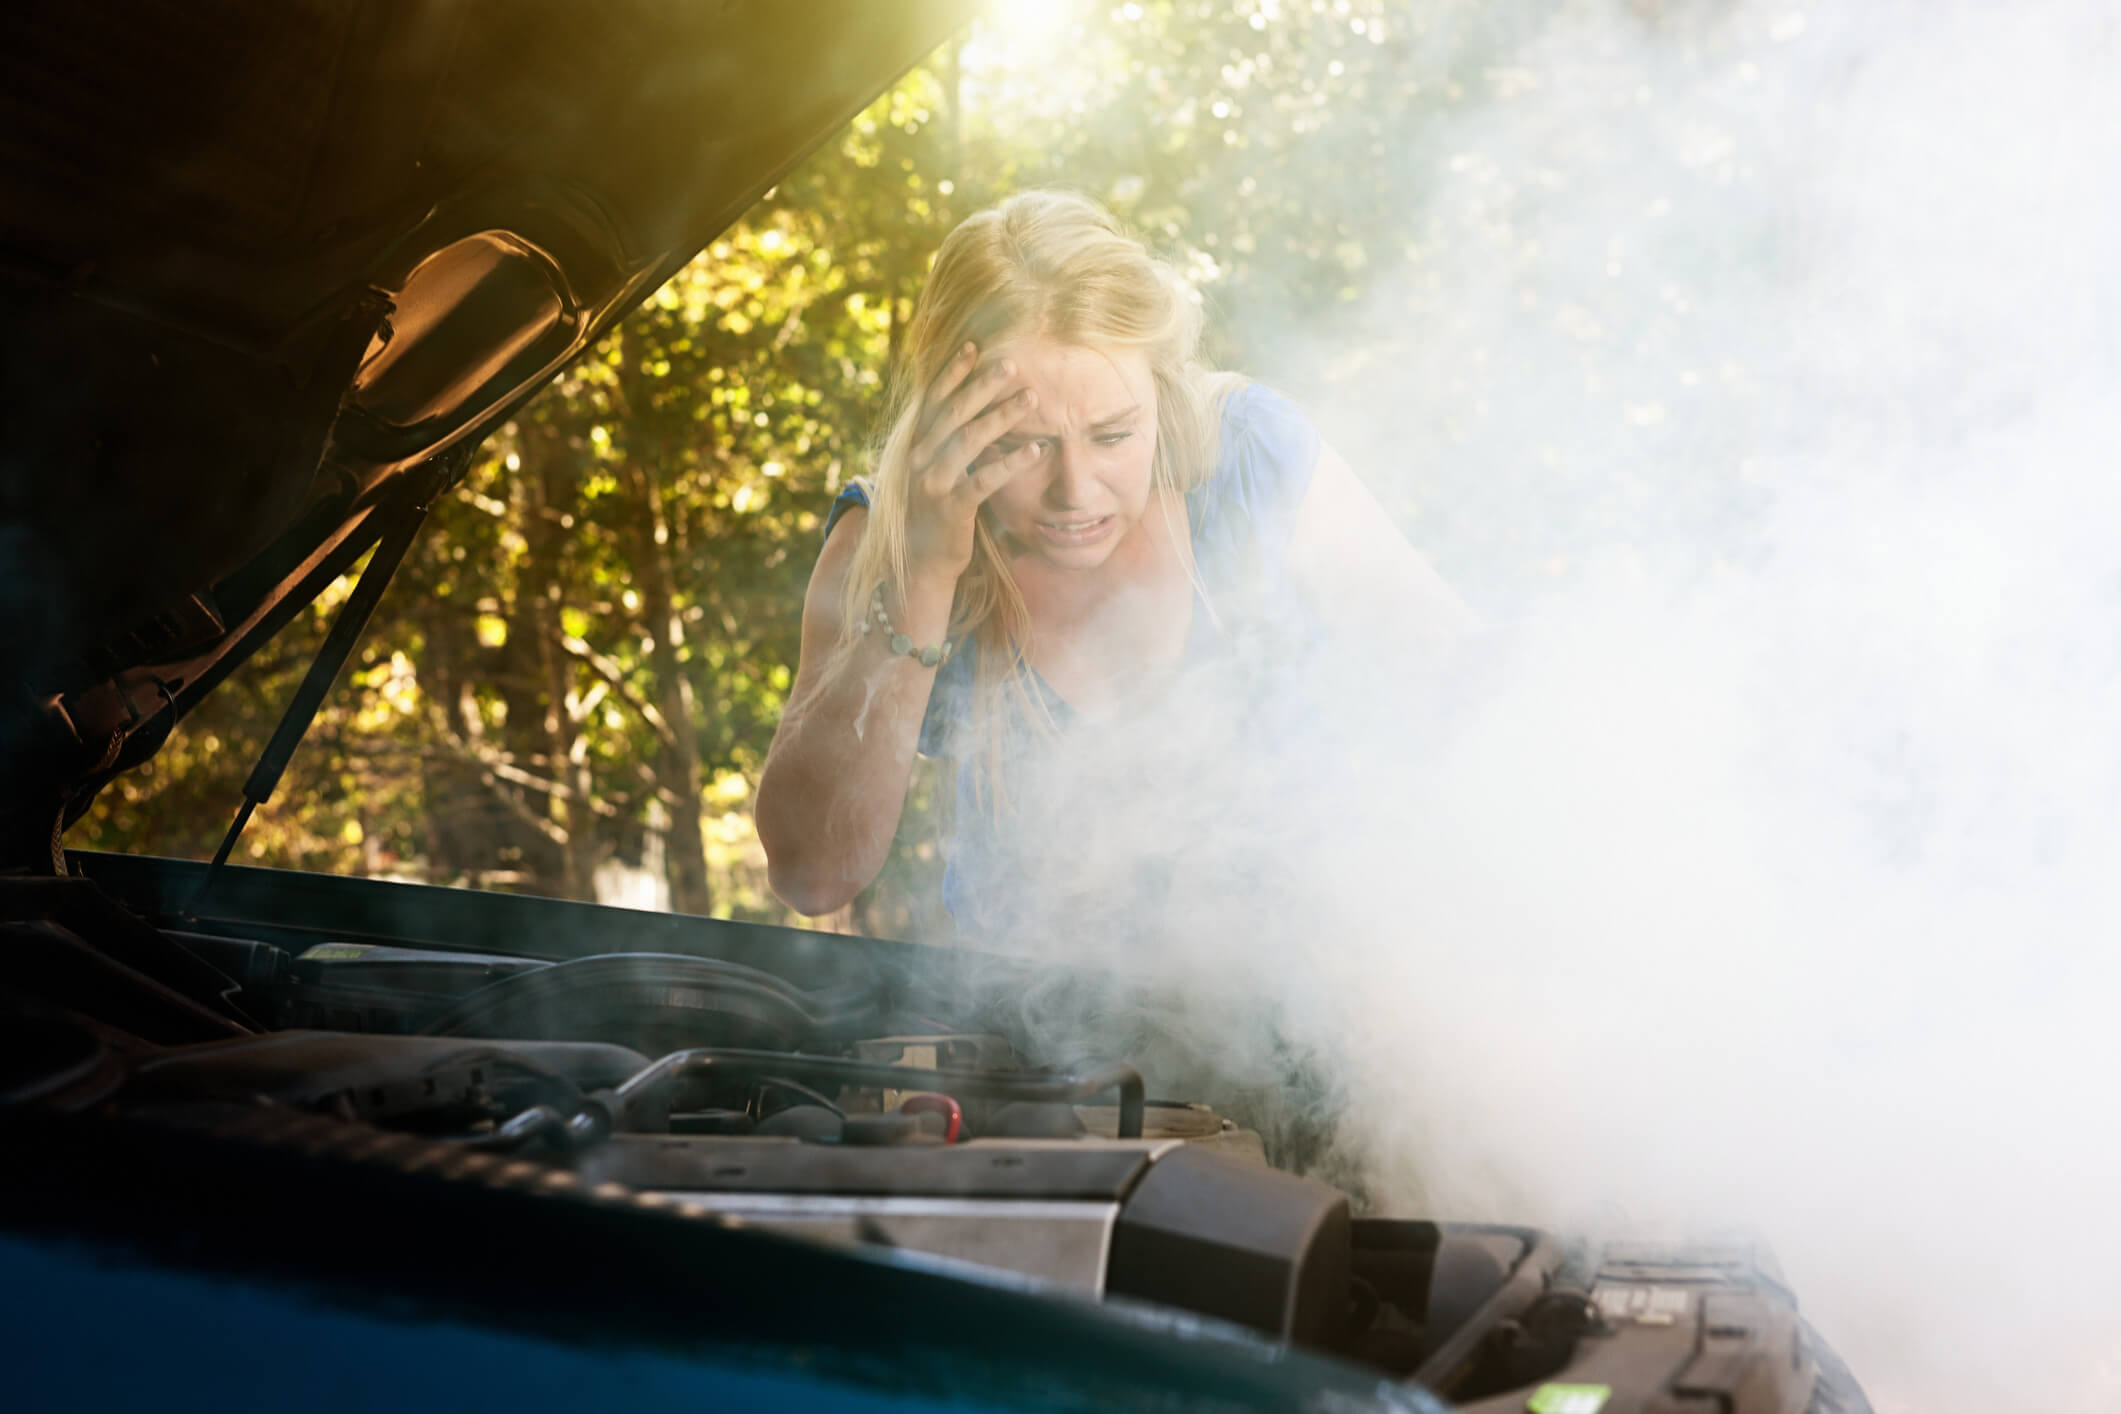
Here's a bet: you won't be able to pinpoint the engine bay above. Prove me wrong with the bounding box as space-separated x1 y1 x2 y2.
0 859 1863 1412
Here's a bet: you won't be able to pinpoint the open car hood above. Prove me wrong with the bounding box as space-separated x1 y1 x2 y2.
0 0 972 866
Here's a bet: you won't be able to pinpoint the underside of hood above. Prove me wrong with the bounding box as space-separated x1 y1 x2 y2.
0 0 973 868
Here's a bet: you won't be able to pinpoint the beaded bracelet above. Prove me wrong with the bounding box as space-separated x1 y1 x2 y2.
859 582 956 668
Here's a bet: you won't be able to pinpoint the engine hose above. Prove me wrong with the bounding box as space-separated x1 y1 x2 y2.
455 1094 614 1154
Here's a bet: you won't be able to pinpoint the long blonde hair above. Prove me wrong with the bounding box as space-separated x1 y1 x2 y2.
838 190 1237 805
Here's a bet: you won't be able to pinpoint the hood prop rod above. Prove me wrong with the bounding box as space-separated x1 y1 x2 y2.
189 453 460 916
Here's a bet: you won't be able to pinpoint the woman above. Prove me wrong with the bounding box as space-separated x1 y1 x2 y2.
756 190 1469 935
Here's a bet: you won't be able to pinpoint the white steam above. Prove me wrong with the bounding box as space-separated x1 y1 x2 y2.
976 2 2121 1409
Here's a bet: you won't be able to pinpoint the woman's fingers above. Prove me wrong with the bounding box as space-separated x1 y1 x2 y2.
960 415 1045 505
900 344 1039 575
913 342 979 445
912 355 1023 469
928 388 1036 495
913 356 1018 465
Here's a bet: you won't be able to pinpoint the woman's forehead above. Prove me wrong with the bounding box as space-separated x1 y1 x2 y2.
991 338 1154 426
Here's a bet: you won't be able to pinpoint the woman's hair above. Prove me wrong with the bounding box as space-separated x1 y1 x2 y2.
836 189 1238 806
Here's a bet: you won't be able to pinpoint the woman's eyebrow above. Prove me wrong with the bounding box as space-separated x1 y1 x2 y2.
1090 403 1142 429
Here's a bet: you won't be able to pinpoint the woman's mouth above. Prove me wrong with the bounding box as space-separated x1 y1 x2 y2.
1034 514 1114 548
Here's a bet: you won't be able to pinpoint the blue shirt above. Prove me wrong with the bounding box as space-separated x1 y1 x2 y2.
823 382 1324 940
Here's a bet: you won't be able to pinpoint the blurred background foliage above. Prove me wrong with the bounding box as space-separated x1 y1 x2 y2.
77 0 1765 936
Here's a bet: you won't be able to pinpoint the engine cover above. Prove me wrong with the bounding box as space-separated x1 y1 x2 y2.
573 1132 1351 1349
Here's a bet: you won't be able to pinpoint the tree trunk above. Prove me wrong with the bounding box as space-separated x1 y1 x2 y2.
629 458 712 916
514 426 598 900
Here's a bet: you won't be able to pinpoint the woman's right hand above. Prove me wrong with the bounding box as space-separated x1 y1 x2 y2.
903 342 1042 581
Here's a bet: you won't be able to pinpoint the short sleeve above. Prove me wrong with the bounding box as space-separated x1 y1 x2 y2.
1185 384 1323 606
816 476 961 759
821 477 872 543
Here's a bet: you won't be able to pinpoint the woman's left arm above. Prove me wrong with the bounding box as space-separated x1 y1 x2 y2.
1285 440 1479 648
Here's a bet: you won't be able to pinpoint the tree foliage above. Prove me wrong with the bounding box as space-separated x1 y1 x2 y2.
79 1 1774 936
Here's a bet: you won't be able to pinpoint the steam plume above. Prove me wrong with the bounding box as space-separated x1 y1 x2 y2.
975 2 2121 1408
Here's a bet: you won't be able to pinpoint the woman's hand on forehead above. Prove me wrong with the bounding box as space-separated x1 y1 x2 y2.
901 342 1048 580
912 342 1048 493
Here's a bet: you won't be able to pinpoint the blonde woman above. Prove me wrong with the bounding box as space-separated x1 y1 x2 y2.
757 190 1469 933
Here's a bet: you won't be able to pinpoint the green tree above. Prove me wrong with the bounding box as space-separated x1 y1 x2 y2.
84 3 1766 935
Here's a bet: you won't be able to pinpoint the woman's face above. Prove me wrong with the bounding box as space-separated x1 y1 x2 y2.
974 338 1159 573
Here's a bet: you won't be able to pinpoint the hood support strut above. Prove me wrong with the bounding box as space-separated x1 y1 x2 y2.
189 450 466 914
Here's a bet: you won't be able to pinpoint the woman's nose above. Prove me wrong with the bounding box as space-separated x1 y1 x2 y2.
1045 439 1094 506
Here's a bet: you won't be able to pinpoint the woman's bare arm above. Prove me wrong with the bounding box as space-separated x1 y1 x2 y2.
756 507 957 915
1286 441 1478 649
757 345 1042 916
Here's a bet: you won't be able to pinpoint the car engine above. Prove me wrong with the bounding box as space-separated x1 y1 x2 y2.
1 875 1870 1413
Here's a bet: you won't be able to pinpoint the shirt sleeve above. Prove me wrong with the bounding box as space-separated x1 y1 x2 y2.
821 477 872 543
1186 384 1323 603
1218 383 1322 538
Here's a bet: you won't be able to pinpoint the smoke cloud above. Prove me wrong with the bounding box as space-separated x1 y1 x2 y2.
972 2 2121 1408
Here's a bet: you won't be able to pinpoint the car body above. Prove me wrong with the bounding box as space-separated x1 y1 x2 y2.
0 5 1866 1411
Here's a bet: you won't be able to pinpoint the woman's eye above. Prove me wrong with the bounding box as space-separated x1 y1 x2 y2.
1094 432 1133 446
